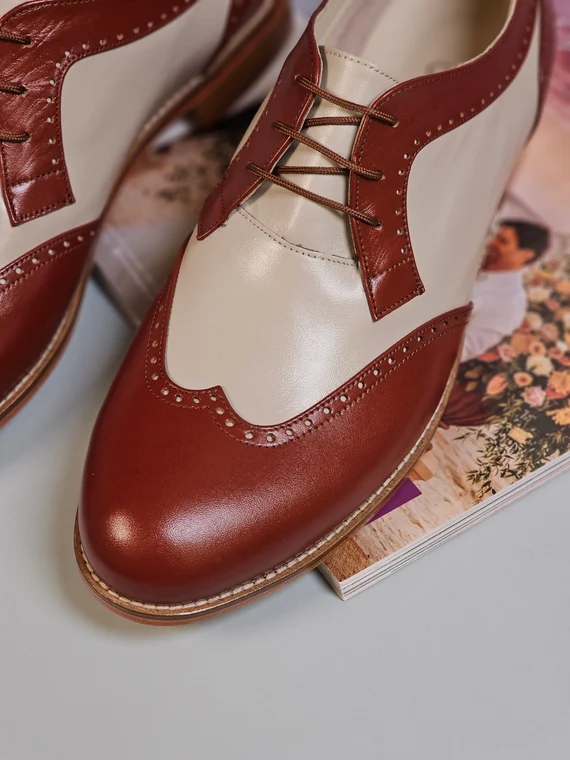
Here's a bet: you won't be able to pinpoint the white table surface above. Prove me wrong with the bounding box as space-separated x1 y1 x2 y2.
1 282 569 760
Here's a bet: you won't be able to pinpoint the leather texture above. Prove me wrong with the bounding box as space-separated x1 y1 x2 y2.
0 222 97 404
0 0 232 226
78 0 555 614
0 0 280 417
169 2 542 426
199 0 546 323
197 13 323 239
350 0 539 320
218 0 269 52
80 269 470 604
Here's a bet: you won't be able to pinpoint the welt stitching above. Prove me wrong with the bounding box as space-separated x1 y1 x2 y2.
238 209 354 267
353 1 535 318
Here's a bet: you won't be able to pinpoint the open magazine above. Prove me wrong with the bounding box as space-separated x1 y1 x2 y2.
321 5 570 599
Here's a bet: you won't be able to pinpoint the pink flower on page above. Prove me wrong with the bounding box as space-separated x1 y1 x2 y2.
486 374 508 396
497 343 517 363
541 322 560 343
549 346 565 361
523 386 546 408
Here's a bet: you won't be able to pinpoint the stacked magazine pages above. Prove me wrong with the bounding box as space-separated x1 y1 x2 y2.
93 1 570 602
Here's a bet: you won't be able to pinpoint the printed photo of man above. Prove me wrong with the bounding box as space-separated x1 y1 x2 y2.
443 219 551 428
461 220 551 361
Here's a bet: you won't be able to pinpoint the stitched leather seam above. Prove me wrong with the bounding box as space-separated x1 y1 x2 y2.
143 293 470 448
7 168 66 187
353 1 537 320
198 20 321 238
1 0 199 222
0 222 96 292
324 48 399 83
238 209 354 267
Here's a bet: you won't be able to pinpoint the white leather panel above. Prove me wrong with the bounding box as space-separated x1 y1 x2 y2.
245 48 399 260
0 0 231 270
407 12 541 309
0 1 23 16
314 0 512 80
167 5 542 426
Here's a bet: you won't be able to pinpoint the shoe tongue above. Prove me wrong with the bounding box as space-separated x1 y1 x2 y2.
244 47 400 260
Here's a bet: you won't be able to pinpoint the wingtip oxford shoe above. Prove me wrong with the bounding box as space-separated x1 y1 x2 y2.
76 0 555 623
0 0 291 426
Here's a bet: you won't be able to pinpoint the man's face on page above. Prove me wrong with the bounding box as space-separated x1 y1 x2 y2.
483 225 534 272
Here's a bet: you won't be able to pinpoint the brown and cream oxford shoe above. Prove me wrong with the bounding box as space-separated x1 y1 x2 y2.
0 0 290 425
76 0 555 623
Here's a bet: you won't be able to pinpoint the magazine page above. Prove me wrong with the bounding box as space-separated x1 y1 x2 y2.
322 11 570 589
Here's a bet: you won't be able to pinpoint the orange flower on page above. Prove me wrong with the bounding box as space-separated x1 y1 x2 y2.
547 371 570 399
548 406 570 426
486 374 508 396
479 349 501 363
511 332 535 355
514 372 533 387
556 280 570 296
529 340 547 356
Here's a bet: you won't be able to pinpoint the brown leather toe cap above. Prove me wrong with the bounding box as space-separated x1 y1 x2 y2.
79 279 470 606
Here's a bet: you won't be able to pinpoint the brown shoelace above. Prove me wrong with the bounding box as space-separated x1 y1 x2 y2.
247 76 398 228
0 29 33 144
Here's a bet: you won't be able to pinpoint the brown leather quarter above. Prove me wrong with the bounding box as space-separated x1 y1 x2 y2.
197 8 322 239
0 0 200 226
0 221 98 403
349 0 540 321
218 0 265 51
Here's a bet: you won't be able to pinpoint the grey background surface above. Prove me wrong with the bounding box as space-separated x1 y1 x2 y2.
2 0 570 756
1 287 569 760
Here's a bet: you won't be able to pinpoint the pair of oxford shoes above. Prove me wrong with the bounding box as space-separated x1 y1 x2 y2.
0 0 554 623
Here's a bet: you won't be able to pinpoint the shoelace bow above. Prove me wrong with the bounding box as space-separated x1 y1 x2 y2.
247 75 399 229
0 29 33 144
